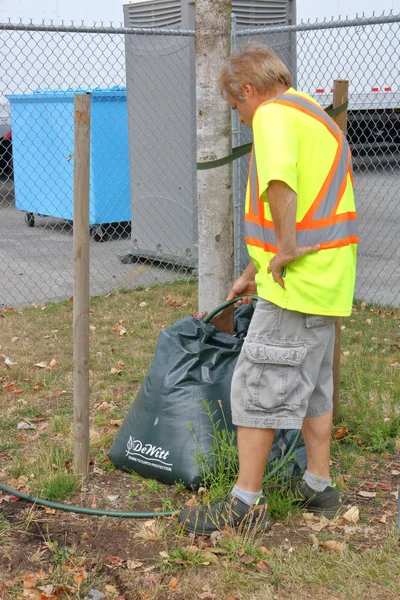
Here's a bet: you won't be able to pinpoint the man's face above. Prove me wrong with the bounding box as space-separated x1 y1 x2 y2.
227 84 262 128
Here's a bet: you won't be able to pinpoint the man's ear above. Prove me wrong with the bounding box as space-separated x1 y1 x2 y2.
242 83 254 98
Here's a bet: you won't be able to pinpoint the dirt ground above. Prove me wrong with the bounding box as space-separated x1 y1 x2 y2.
1 450 399 600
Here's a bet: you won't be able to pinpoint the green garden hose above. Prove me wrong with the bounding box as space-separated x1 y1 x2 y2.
0 482 176 518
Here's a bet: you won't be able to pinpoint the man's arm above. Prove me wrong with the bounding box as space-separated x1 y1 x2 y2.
267 180 320 288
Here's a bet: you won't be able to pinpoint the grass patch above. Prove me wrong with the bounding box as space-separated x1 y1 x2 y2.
1 285 400 600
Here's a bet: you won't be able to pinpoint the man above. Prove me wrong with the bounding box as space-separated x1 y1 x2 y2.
179 42 357 534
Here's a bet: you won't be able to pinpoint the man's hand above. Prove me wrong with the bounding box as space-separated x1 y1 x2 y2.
267 244 320 289
226 261 257 304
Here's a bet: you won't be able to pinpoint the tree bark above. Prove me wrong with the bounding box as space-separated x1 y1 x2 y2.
195 0 233 331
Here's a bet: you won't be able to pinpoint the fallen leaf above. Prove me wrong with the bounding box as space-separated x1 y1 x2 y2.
11 336 19 342
221 560 230 568
37 584 55 597
127 560 143 570
203 546 227 555
259 546 269 555
109 419 123 426
169 577 179 590
73 572 87 589
333 426 348 440
159 550 169 559
256 560 273 573
184 495 197 508
391 470 400 476
90 325 96 331
303 512 331 532
358 491 377 498
360 301 366 310
21 590 42 599
197 593 215 599
118 361 126 368
342 506 360 523
110 368 122 375
34 362 48 369
378 482 391 491
200 550 218 563
390 490 398 500
139 302 148 307
33 382 44 390
107 555 125 566
379 514 388 524
23 573 38 589
48 359 59 369
11 388 23 394
5 381 16 390
321 540 347 553
239 554 254 564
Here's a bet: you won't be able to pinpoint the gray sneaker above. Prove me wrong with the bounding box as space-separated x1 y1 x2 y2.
289 479 341 519
178 494 271 535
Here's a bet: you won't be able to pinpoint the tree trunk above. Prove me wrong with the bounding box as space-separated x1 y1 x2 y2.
195 0 233 330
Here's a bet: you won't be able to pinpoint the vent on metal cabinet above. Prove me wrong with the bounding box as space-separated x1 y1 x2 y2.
124 0 181 28
124 0 291 28
233 1 289 26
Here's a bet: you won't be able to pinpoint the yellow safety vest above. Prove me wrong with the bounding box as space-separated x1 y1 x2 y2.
245 92 357 316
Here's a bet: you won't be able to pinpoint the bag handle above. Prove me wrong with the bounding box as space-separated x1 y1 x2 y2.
202 296 259 324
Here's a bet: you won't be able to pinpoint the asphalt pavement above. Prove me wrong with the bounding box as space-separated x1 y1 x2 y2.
0 166 399 309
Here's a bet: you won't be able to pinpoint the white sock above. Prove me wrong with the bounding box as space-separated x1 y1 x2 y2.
231 484 263 506
303 470 332 492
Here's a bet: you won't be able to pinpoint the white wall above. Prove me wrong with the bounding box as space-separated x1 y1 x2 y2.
297 0 400 21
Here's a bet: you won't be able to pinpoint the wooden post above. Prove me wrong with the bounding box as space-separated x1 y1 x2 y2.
331 80 349 422
73 94 91 477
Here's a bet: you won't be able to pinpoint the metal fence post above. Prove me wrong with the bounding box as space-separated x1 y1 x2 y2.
331 80 349 423
73 93 91 477
231 13 241 279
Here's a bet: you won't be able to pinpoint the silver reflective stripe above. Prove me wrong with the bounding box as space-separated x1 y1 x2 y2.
312 131 350 220
245 219 357 247
245 221 276 246
250 148 259 216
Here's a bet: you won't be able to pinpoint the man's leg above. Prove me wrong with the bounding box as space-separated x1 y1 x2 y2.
236 426 275 491
302 411 332 479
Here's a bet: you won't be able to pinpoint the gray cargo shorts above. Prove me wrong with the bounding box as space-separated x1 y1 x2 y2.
231 299 336 430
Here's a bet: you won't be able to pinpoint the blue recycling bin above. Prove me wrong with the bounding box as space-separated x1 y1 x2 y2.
7 87 131 229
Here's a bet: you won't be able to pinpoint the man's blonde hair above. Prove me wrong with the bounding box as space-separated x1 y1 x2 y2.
218 42 292 102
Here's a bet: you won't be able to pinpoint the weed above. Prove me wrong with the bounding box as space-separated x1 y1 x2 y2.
133 519 169 542
144 479 165 495
29 444 79 501
45 539 77 565
159 546 208 571
173 481 186 495
192 401 239 502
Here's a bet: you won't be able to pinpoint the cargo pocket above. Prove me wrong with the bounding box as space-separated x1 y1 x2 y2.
242 337 307 412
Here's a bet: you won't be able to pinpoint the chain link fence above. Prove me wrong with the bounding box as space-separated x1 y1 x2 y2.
0 13 399 309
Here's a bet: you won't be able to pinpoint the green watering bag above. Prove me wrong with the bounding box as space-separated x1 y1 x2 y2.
109 300 306 488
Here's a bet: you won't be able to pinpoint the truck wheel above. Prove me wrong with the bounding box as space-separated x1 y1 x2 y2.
25 213 35 227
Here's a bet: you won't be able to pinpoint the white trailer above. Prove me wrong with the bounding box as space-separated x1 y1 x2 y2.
296 0 400 157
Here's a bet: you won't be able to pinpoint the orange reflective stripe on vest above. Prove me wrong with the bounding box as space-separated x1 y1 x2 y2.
245 93 358 253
